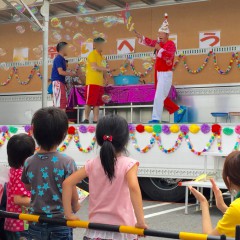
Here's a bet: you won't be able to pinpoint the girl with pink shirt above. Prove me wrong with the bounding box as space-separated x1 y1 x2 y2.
4 134 35 240
63 115 147 240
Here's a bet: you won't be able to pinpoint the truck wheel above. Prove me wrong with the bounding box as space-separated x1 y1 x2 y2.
77 178 89 191
139 177 185 202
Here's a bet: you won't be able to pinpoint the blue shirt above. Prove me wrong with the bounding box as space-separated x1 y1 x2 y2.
51 54 66 84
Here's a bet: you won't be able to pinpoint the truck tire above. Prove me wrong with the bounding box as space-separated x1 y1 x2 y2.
77 178 89 191
139 177 185 202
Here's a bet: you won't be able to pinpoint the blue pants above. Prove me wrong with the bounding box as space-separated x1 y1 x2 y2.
28 224 73 240
5 230 28 240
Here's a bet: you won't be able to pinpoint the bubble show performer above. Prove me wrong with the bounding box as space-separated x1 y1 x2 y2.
135 14 185 124
82 37 114 124
51 42 78 112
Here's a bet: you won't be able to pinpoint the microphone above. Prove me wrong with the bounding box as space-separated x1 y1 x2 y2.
154 39 161 55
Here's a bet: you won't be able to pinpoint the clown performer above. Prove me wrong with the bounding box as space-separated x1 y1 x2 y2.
135 13 185 124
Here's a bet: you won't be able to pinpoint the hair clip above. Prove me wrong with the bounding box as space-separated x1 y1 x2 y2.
103 135 113 142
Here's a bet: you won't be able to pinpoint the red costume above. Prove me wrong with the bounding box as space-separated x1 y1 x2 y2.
141 36 179 114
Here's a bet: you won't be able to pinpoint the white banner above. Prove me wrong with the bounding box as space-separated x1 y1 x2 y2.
13 47 29 62
81 42 93 58
117 38 136 55
199 31 221 48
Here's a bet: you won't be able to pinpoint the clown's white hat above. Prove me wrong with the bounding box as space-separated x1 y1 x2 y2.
158 13 170 34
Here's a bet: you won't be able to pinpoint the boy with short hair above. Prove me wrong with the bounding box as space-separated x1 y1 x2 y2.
21 107 79 240
51 42 77 111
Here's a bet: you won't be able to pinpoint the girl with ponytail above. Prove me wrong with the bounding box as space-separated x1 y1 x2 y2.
62 115 147 240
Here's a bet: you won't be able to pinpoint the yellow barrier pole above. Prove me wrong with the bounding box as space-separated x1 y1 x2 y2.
0 210 233 240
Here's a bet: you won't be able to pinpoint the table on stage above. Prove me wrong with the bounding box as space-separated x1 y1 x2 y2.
68 84 157 123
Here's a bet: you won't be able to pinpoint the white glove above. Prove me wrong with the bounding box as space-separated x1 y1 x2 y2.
157 48 165 58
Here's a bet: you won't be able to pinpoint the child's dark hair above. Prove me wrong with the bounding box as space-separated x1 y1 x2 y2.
222 151 240 189
31 107 68 151
7 134 35 169
56 42 68 52
96 115 129 182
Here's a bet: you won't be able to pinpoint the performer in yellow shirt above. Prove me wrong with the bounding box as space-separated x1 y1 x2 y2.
83 37 113 124
189 151 240 238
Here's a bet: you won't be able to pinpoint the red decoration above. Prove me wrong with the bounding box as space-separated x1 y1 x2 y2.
136 124 145 133
68 126 76 135
212 124 222 135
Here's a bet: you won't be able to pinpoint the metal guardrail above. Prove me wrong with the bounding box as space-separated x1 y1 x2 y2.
0 210 237 240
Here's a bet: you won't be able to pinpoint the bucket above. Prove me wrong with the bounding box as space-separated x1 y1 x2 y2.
113 75 140 85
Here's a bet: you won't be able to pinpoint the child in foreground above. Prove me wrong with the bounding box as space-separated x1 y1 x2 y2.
63 115 147 240
4 134 35 240
21 107 79 240
189 151 240 237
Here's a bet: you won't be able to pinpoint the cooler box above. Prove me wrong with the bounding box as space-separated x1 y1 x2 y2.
174 105 189 123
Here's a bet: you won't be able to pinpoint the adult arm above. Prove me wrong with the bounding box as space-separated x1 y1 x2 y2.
210 179 228 213
134 31 157 48
14 168 31 207
189 187 220 235
126 164 147 229
62 167 88 220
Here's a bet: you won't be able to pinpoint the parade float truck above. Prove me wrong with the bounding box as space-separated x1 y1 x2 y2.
0 120 238 202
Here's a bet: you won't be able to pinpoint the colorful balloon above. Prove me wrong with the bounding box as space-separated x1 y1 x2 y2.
51 17 62 28
29 6 38 15
30 24 39 32
73 33 86 46
84 17 95 24
102 94 111 104
12 14 21 22
0 48 6 57
64 34 72 41
51 30 62 42
143 62 152 70
64 20 71 27
68 44 77 53
76 16 84 22
11 2 25 13
76 0 86 6
77 6 88 14
92 30 99 37
70 21 79 28
16 25 25 34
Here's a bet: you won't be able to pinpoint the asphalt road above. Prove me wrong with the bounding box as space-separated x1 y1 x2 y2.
73 198 224 239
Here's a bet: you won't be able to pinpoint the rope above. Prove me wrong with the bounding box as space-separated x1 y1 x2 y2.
0 210 236 240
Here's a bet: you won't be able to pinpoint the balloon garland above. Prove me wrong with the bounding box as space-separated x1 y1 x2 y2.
212 52 235 75
0 131 10 146
0 51 240 86
155 132 184 153
185 133 216 156
182 52 211 74
129 58 155 78
1 124 240 154
129 127 155 153
58 134 74 152
0 65 42 86
173 51 239 75
74 129 96 153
